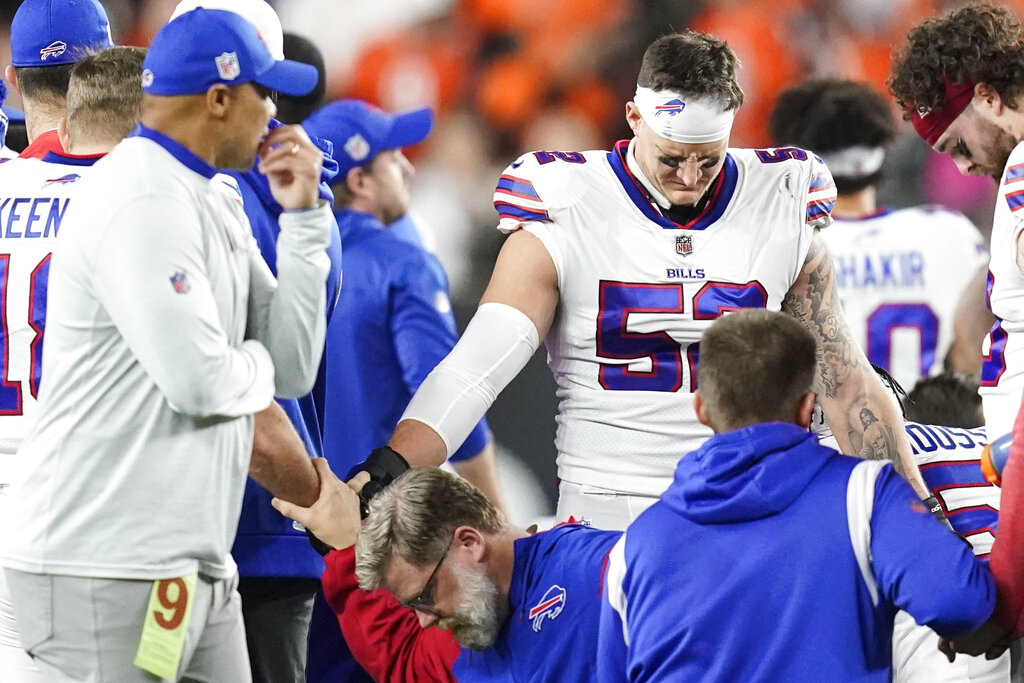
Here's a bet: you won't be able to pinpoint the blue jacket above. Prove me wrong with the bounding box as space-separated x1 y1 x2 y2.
230 122 344 578
599 422 995 682
321 209 489 473
454 524 620 681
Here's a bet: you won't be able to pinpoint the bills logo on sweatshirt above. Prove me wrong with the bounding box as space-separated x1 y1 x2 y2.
529 585 566 632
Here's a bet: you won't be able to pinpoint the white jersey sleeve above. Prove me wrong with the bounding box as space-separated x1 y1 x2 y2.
795 148 836 232
980 142 1024 436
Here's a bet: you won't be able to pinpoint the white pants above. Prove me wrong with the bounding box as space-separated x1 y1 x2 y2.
556 480 659 531
5 569 251 683
892 605 1009 682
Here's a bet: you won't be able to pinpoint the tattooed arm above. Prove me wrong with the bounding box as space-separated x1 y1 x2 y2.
783 234 931 499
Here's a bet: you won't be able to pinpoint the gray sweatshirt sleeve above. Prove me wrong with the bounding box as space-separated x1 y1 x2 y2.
246 201 332 398
92 195 275 417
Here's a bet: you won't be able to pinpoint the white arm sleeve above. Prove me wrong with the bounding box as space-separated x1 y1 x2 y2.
400 302 540 457
247 201 332 398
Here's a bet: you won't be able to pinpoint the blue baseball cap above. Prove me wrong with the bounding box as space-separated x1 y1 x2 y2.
142 8 317 97
11 0 113 67
303 99 433 176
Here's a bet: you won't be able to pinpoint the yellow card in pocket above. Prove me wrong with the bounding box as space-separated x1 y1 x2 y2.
134 573 197 680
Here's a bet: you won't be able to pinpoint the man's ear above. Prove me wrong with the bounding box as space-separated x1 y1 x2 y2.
975 82 1004 116
694 389 713 429
57 117 70 151
795 391 816 430
5 65 20 96
624 101 642 135
452 525 486 563
205 84 231 119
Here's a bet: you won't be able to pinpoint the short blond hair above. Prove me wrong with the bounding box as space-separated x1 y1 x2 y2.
66 47 146 146
355 467 505 590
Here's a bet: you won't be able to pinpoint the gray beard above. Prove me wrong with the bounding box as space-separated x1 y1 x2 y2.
442 563 506 650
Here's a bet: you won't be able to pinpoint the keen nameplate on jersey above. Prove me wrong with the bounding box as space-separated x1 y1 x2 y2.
0 155 89 484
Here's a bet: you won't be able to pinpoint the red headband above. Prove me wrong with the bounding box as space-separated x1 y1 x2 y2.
910 76 977 146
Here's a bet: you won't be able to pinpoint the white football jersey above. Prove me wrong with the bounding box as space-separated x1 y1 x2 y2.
823 207 986 389
981 142 1024 440
493 141 835 496
0 155 94 483
905 422 998 556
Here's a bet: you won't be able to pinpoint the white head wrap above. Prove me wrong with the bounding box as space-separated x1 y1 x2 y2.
817 146 885 178
633 86 734 144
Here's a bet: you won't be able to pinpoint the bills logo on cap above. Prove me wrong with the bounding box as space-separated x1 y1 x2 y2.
655 98 686 117
141 69 154 88
675 234 693 256
215 52 241 81
344 133 370 163
40 41 68 61
169 271 191 294
528 585 566 632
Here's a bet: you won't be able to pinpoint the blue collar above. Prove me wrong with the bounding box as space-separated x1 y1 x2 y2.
606 139 738 231
129 124 217 179
41 150 103 167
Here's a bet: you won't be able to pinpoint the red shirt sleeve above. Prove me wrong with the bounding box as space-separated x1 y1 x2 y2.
989 398 1024 636
321 546 461 682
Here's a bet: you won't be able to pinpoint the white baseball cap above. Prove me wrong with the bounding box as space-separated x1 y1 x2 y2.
170 0 284 60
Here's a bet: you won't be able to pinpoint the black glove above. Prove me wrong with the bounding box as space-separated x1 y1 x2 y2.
305 527 333 556
923 494 956 532
304 446 411 555
356 446 410 519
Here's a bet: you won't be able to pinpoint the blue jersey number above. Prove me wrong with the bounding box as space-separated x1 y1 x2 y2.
596 280 767 392
0 253 51 414
754 147 808 164
533 151 586 165
866 303 940 378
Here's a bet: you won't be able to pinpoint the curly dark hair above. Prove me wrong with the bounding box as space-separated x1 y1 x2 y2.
638 31 744 111
888 4 1024 117
769 79 896 192
905 372 983 428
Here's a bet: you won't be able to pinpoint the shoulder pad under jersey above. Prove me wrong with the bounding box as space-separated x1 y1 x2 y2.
735 146 836 231
492 149 601 233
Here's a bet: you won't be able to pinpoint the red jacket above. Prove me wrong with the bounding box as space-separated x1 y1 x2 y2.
321 546 459 682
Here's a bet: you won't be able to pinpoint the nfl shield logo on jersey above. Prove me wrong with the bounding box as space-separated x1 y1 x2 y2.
169 271 190 294
528 585 566 632
675 234 693 256
215 52 241 81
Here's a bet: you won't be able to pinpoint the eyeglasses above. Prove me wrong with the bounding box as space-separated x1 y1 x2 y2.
398 536 453 617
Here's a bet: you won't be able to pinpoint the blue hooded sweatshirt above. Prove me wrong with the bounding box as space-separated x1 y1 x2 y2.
598 422 994 682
